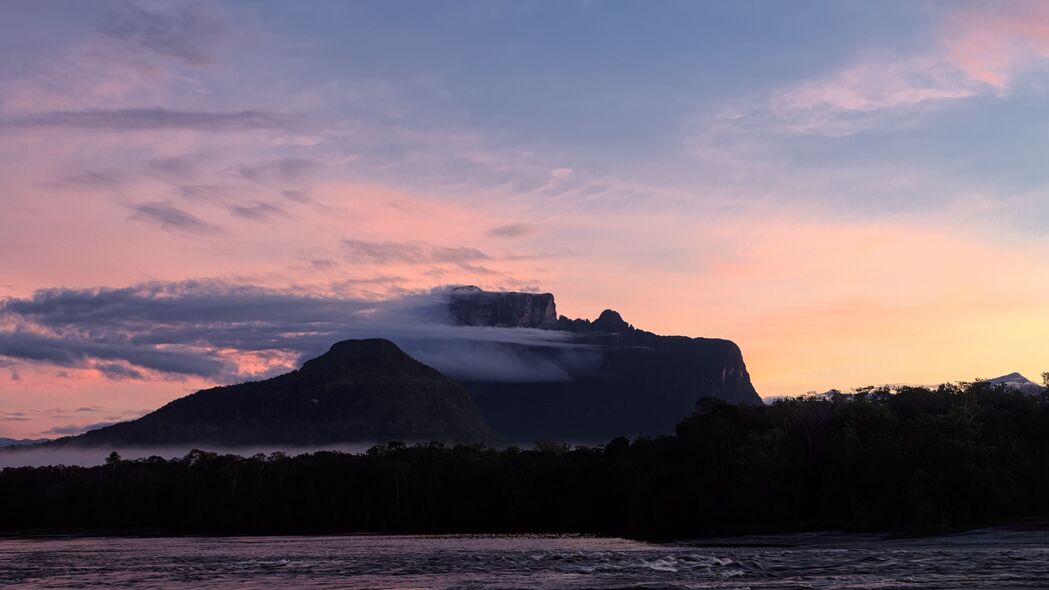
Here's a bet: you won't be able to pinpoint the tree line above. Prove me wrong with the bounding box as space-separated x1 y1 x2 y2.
3 381 1049 539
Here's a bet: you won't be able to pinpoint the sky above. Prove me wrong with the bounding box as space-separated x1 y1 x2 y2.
2 0 1049 438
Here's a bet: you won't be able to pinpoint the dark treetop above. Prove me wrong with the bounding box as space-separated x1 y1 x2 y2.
3 381 1049 538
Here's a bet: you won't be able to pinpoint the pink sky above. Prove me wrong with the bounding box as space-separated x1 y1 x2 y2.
2 1 1049 438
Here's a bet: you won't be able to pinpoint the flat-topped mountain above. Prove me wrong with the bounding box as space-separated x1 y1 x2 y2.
449 287 761 442
448 286 558 329
35 288 761 448
59 339 499 447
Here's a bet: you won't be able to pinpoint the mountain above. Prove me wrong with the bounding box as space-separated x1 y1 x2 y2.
57 339 499 448
986 372 1045 395
0 438 49 448
449 288 762 443
447 285 557 329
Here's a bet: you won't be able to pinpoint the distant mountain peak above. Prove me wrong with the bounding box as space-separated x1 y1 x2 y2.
989 372 1034 384
985 372 1044 395
592 309 631 332
0 438 50 448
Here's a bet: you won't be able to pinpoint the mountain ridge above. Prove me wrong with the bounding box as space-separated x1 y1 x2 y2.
52 338 499 448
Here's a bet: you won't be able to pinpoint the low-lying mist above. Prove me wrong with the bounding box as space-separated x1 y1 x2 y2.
0 439 597 468
0 444 379 468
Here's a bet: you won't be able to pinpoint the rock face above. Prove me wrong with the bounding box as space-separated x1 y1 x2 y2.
448 286 558 329
451 288 763 443
62 339 499 447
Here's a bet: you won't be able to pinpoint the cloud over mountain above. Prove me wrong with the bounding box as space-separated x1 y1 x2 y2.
0 281 574 384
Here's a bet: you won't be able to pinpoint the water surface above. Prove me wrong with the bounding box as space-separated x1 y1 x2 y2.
2 531 1048 589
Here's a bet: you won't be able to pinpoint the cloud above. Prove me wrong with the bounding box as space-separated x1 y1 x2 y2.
486 223 534 238
714 3 1049 139
177 184 242 201
0 330 232 378
47 421 119 436
98 1 231 67
237 158 318 183
6 109 296 131
719 56 978 138
128 202 219 234
148 156 197 179
945 2 1049 89
229 201 287 220
0 281 578 384
343 239 490 265
55 170 127 190
769 57 977 132
281 189 310 203
95 363 145 381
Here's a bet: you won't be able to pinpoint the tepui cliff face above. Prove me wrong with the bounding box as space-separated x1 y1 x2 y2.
448 286 558 329
448 287 762 442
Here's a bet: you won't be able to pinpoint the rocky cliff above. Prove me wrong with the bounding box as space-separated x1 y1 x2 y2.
449 288 762 442
448 286 558 329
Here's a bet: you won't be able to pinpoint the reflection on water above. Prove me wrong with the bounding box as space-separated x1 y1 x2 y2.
2 531 1048 589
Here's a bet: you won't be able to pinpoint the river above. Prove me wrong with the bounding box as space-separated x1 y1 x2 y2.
2 530 1048 589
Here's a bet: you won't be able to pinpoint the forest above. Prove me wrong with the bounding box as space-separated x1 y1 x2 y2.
3 380 1049 539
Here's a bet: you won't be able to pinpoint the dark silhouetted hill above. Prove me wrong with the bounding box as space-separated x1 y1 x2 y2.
0 438 49 448
55 339 499 447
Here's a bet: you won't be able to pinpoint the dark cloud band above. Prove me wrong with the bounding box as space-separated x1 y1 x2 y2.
0 281 577 384
6 109 297 132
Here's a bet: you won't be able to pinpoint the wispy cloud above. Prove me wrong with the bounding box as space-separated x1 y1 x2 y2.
710 3 1049 139
147 156 197 180
759 56 978 135
486 223 534 239
7 109 297 132
177 184 244 201
0 330 231 378
54 170 127 190
95 363 145 381
229 201 287 220
281 189 311 203
98 1 231 67
237 157 319 183
945 2 1049 89
343 239 490 265
128 202 219 234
